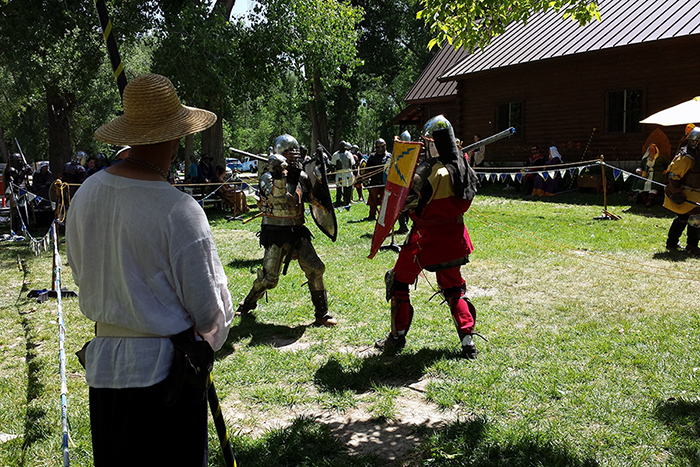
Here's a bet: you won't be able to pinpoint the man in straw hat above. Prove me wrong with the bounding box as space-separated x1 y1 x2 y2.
65 74 233 466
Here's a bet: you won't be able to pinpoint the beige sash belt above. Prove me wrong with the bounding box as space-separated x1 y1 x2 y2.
95 322 163 338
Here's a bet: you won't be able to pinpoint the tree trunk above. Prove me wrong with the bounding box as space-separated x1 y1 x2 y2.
184 134 194 159
332 84 348 151
46 86 74 174
201 97 224 169
309 69 330 152
0 125 8 162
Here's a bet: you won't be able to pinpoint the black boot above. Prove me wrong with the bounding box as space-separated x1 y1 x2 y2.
310 289 337 327
686 225 700 256
666 218 687 250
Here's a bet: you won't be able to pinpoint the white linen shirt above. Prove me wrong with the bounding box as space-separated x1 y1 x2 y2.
65 170 233 388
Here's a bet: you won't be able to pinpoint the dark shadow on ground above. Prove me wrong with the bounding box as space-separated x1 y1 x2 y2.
220 412 599 467
227 258 263 270
654 398 700 466
652 250 692 262
314 348 457 393
217 416 377 467
217 312 306 360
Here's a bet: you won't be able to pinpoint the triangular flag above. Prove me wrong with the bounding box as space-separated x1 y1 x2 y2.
548 170 556 179
516 173 523 182
540 172 548 181
559 169 567 178
613 169 621 180
510 173 517 182
623 173 630 182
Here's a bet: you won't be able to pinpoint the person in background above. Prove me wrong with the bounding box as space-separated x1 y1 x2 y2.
30 161 55 203
111 145 131 165
364 138 390 221
331 141 355 206
65 74 232 467
351 144 365 202
186 155 198 183
523 145 546 195
468 134 485 167
533 146 564 196
197 155 215 183
630 143 668 207
664 127 700 255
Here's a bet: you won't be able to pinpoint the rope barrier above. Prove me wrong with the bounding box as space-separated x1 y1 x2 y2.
51 221 71 466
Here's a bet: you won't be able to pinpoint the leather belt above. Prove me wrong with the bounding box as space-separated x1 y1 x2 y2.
95 322 162 338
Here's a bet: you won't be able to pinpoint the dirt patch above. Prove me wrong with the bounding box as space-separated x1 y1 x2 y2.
222 340 458 463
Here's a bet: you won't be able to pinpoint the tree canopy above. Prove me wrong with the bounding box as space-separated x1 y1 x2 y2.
418 0 600 51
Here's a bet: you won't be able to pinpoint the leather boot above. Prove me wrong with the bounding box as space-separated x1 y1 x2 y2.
686 225 700 256
310 289 337 327
666 218 686 250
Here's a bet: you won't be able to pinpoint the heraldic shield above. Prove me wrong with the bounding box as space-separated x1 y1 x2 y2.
304 149 338 242
368 138 423 259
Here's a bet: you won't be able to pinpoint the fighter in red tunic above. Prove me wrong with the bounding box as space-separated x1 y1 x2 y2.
375 115 481 358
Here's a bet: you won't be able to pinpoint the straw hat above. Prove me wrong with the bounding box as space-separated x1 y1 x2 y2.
94 74 217 145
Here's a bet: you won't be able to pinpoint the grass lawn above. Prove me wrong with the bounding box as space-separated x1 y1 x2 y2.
1 185 699 466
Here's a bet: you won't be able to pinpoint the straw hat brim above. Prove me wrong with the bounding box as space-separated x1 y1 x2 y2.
94 105 217 146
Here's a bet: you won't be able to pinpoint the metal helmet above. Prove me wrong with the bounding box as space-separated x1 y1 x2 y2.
273 134 299 155
339 141 350 151
687 127 700 149
399 130 411 142
375 138 386 148
352 144 359 154
422 115 452 139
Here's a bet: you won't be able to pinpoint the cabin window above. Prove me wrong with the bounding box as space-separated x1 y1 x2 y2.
497 102 522 136
607 89 642 133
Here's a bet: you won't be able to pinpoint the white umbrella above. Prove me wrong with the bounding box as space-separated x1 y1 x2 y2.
640 96 700 126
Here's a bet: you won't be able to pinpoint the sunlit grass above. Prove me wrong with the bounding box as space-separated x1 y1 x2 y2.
2 187 700 466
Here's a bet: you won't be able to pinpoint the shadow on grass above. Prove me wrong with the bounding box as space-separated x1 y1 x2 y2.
227 258 263 270
215 416 374 467
413 417 599 467
217 312 306 360
314 348 456 393
20 313 48 454
217 413 598 466
652 251 692 262
654 398 700 466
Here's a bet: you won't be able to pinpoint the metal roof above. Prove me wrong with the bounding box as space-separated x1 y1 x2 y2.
403 43 470 103
439 0 700 81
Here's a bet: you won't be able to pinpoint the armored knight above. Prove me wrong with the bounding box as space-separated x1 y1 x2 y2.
331 141 355 206
664 126 700 255
236 134 337 327
375 115 481 358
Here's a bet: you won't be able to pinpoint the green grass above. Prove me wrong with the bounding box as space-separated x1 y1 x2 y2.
2 186 700 466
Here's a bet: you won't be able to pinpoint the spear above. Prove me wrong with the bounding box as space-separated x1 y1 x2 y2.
93 0 128 97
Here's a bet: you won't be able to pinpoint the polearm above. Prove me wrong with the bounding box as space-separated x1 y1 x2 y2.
93 0 128 97
208 375 237 467
462 127 516 154
91 4 236 466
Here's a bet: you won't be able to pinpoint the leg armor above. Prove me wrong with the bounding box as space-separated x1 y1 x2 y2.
442 284 478 359
236 243 287 315
296 238 336 326
386 274 414 338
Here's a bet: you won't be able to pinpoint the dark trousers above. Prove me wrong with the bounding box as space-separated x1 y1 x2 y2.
89 379 208 467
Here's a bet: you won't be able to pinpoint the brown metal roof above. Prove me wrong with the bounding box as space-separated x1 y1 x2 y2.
403 44 470 103
439 0 700 81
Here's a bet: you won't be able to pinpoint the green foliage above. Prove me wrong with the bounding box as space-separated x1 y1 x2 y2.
417 0 600 52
